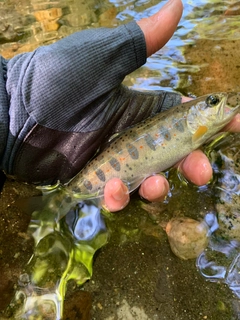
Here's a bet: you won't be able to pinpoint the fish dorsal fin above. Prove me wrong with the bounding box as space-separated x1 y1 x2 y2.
192 125 208 143
96 132 122 153
108 132 122 144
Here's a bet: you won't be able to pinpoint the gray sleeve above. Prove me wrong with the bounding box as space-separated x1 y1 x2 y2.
3 21 182 184
6 21 147 133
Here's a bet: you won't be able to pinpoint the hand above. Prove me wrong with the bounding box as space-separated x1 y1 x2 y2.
103 0 240 212
104 121 240 212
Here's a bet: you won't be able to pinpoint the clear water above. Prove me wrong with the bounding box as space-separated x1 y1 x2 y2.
1 0 240 318
1 0 240 94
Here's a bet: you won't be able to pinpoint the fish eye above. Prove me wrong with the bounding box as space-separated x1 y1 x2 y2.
206 95 220 107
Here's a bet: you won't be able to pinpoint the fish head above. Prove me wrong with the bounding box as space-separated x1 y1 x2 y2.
187 92 240 144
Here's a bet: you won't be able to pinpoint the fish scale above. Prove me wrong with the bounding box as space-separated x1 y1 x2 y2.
68 92 240 199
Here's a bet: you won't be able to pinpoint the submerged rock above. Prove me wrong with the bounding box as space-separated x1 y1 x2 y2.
166 217 209 260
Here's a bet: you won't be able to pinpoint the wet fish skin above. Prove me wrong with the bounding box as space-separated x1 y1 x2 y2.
68 92 240 199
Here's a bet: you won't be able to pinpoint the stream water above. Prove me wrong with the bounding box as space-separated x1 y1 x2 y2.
0 0 240 319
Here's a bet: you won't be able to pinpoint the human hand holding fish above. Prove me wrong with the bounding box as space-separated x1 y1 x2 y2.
67 92 240 213
101 0 240 211
2 0 239 215
103 101 240 212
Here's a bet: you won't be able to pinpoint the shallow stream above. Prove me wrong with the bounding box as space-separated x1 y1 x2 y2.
0 0 240 319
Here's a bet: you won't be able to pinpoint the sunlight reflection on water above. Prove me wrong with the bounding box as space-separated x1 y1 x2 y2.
7 199 108 319
118 0 240 92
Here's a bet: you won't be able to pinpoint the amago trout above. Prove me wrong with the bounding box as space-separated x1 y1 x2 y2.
37 92 240 217
68 92 240 198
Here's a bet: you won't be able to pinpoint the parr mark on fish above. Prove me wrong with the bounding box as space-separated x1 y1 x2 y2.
109 157 121 172
84 180 93 190
160 126 171 141
172 118 184 132
126 143 139 159
144 133 156 151
95 169 106 182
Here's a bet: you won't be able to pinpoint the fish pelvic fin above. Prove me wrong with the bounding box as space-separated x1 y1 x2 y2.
192 125 208 143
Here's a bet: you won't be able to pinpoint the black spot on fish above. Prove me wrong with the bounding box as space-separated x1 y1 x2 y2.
84 180 93 190
144 133 156 151
95 169 106 182
126 143 139 159
160 126 171 141
126 164 132 171
109 157 121 171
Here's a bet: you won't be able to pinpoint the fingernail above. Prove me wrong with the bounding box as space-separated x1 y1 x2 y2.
113 183 128 201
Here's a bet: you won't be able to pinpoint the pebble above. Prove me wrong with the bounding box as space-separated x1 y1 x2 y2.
166 217 209 260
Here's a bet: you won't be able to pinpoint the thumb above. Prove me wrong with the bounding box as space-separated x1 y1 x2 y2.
137 0 183 57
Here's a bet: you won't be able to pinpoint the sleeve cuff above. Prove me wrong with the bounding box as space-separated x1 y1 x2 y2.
123 21 147 69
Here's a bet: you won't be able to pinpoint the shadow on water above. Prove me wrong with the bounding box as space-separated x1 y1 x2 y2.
0 0 240 319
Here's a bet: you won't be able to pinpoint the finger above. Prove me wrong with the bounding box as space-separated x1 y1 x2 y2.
103 178 130 212
139 175 169 202
137 0 183 57
181 96 193 103
222 113 240 132
179 150 212 186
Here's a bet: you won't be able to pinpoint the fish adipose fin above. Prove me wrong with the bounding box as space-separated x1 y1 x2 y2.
192 125 208 143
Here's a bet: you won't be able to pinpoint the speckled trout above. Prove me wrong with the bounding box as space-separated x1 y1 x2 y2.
35 92 240 220
67 92 240 199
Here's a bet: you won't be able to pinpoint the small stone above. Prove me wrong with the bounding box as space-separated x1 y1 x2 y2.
166 217 209 260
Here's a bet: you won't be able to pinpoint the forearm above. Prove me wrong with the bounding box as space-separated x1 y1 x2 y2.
1 21 181 184
6 21 147 132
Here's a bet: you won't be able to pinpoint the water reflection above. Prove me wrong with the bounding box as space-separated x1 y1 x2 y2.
7 200 108 319
119 0 240 93
66 202 106 241
1 0 240 94
197 134 240 300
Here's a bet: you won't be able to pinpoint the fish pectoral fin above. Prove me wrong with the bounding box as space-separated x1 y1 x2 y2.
73 191 103 200
192 125 208 143
124 176 146 193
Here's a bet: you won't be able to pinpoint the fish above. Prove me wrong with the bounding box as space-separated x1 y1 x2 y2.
34 92 240 218
68 92 240 198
